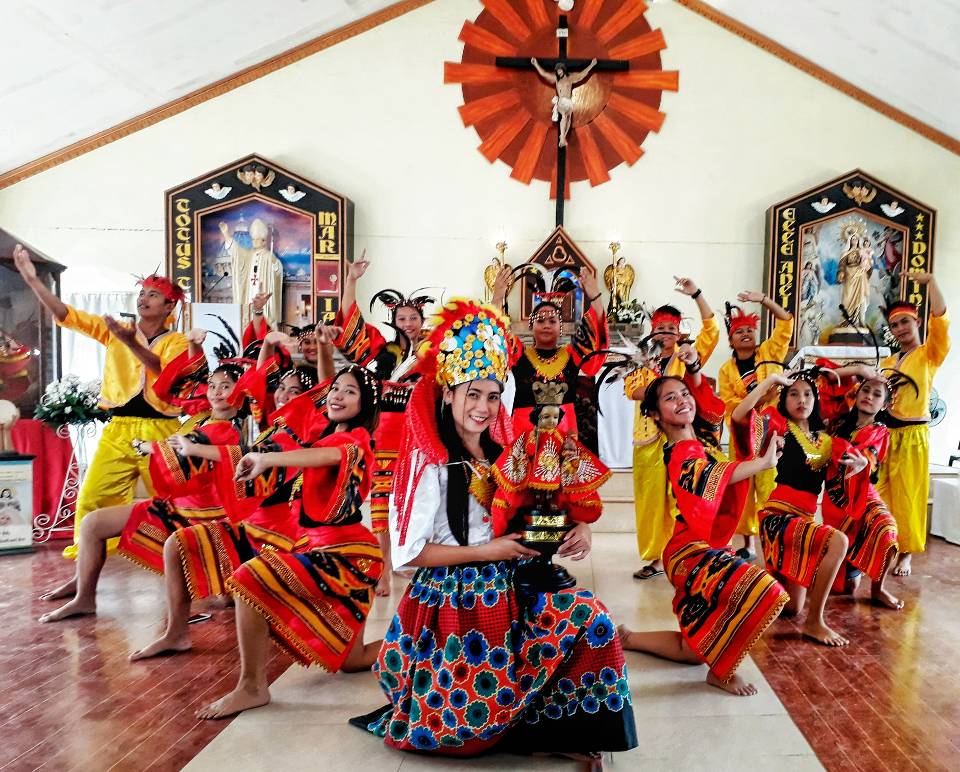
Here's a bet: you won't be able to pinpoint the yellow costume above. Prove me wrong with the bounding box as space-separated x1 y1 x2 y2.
718 315 794 536
625 317 719 561
876 312 950 553
56 306 187 558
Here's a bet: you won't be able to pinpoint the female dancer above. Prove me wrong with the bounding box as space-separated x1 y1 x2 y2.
820 367 902 610
38 330 245 622
354 300 637 759
330 255 433 596
618 351 788 696
624 277 718 580
127 357 325 661
194 364 384 719
731 371 869 646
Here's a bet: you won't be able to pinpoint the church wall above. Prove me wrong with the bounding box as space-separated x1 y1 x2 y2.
2 0 959 460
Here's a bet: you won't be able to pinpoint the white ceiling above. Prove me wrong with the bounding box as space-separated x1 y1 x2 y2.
0 0 957 178
0 0 399 174
703 0 960 142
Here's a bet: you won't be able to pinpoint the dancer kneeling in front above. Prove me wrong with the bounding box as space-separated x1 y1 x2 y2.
618 351 789 696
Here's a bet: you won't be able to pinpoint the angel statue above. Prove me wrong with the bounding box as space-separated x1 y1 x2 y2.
483 242 511 303
604 252 635 311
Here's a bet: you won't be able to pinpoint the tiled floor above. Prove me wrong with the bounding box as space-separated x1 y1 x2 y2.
3 534 958 771
186 534 821 772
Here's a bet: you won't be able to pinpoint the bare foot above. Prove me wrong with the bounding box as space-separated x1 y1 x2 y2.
706 670 757 696
616 624 634 648
38 598 96 623
129 634 193 661
893 554 912 577
375 575 391 597
39 577 77 601
196 685 270 720
871 586 904 610
802 621 849 647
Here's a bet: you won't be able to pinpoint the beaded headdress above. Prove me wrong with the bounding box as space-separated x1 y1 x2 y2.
424 299 511 387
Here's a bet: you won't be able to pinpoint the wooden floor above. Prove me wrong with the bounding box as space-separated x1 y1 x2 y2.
1 537 958 771
752 537 960 772
0 546 290 772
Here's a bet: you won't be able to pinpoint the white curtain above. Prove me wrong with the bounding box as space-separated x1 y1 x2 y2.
60 292 138 464
62 292 138 381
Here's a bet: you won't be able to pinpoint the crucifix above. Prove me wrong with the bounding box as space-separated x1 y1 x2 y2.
496 15 629 227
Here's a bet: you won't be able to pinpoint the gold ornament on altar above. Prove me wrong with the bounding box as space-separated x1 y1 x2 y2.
483 241 512 303
603 242 635 310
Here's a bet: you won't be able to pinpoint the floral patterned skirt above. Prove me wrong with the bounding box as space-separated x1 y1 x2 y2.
361 560 637 756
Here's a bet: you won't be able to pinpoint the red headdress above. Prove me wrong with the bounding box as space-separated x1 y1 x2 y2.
650 306 682 329
394 299 514 545
724 302 760 336
138 274 185 304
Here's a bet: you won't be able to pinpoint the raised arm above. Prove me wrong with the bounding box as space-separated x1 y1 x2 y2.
313 326 337 381
341 250 368 314
738 290 791 322
675 276 713 322
570 58 598 85
530 57 556 83
909 271 945 317
12 244 68 321
186 328 207 358
731 373 791 425
580 265 605 317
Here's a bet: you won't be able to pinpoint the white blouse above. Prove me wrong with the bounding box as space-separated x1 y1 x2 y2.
390 456 494 570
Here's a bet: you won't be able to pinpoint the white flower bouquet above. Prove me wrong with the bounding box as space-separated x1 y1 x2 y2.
34 375 109 428
608 300 647 326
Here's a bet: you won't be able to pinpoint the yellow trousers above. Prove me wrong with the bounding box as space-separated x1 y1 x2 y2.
63 416 180 559
735 467 776 537
876 424 929 554
632 438 678 561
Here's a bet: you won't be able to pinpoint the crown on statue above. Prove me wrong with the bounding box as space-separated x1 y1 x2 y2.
532 381 568 407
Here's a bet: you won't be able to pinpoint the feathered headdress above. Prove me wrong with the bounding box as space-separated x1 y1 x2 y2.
724 302 760 335
137 273 185 304
371 288 436 321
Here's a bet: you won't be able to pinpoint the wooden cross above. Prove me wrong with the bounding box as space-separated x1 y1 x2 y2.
496 15 629 227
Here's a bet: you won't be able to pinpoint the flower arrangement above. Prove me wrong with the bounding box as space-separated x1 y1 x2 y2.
34 375 110 428
607 299 647 326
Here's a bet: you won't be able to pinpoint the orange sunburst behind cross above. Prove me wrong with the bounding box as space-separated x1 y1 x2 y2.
443 0 679 199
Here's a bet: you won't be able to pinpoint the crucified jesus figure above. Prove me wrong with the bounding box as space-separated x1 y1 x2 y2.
531 57 598 147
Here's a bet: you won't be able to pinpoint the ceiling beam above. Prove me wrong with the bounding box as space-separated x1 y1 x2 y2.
0 0 435 190
675 0 960 156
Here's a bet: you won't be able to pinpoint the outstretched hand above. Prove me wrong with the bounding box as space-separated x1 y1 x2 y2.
760 433 783 470
235 452 269 482
104 315 138 346
737 290 764 304
673 276 700 297
347 249 369 281
580 265 600 297
12 244 37 281
839 448 868 475
251 292 272 313
186 328 207 346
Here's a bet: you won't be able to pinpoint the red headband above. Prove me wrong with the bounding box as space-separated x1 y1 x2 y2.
728 311 759 332
140 275 185 304
886 306 918 322
651 310 681 328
